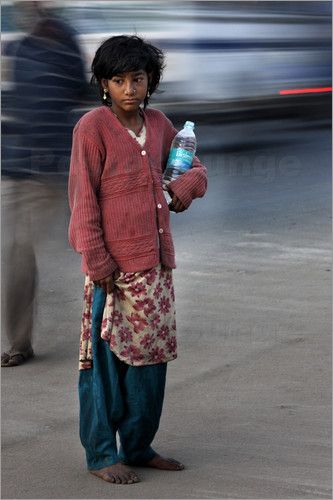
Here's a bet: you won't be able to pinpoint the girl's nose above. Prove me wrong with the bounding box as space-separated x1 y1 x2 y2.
124 83 136 95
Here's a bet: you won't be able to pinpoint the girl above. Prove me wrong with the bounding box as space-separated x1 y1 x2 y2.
68 35 207 485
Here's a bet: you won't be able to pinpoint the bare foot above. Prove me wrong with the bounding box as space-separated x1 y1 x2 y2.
90 462 140 484
145 454 185 471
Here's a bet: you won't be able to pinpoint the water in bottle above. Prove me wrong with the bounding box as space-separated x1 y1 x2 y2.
163 121 197 189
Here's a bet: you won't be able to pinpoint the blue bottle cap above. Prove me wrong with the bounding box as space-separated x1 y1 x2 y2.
184 121 195 129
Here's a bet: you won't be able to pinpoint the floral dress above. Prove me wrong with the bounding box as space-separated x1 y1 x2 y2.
79 264 177 370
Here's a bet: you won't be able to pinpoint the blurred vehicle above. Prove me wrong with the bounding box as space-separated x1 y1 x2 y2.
2 0 331 123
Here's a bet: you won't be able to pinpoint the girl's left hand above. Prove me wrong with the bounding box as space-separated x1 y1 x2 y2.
93 269 120 294
169 193 186 213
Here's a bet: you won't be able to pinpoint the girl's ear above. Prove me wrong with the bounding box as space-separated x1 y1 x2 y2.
101 78 108 89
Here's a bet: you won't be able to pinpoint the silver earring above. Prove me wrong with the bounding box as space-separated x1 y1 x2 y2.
147 91 150 98
103 88 108 100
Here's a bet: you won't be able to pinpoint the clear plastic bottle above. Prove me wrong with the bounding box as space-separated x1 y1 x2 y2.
163 121 197 190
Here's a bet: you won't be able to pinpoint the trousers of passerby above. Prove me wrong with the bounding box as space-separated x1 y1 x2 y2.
1 177 68 365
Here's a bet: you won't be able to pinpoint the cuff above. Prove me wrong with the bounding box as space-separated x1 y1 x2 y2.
82 253 118 281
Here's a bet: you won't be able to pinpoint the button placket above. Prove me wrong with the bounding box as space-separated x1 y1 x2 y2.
140 148 165 238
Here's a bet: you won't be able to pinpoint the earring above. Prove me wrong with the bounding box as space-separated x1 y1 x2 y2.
147 91 150 98
103 88 108 100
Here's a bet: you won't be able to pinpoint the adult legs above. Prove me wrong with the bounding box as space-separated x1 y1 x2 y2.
1 180 36 366
2 242 37 354
1 178 68 367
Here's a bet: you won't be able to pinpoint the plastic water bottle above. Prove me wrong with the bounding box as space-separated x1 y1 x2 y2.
162 121 197 198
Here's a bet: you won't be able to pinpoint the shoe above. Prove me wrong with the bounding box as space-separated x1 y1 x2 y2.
1 347 34 367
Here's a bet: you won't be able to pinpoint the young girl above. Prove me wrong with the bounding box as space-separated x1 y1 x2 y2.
68 35 207 485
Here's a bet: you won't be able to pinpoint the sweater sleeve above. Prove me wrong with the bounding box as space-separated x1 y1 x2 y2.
68 128 118 280
163 119 208 209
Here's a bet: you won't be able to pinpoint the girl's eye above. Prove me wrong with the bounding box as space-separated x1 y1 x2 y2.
113 79 123 85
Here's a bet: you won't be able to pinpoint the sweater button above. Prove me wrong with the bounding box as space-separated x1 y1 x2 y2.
141 150 146 156
157 203 162 209
159 228 164 234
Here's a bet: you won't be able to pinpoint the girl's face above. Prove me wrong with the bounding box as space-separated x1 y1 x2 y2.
101 70 149 114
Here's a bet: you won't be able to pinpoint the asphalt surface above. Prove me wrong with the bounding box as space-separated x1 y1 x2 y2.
1 124 331 499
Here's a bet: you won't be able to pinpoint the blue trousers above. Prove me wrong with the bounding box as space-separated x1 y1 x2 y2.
78 286 167 470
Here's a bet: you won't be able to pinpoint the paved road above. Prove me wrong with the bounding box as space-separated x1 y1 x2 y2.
1 125 331 499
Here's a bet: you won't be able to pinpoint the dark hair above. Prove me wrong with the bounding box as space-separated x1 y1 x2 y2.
91 35 165 108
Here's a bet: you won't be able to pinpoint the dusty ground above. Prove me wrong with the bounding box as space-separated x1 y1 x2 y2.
1 126 331 499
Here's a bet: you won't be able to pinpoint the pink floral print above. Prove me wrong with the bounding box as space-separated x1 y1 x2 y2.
140 333 155 349
148 347 166 363
133 297 156 317
120 345 144 363
150 313 161 330
109 334 117 349
79 276 93 370
166 336 177 353
158 296 171 315
153 283 163 299
157 325 169 340
119 327 133 343
126 313 149 333
82 328 91 341
164 275 173 290
144 268 157 285
128 282 146 297
79 264 177 369
112 310 123 326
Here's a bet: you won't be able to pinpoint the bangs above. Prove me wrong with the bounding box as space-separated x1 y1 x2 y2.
103 53 151 79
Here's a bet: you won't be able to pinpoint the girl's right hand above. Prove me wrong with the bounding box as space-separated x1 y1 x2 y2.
94 270 120 294
169 193 186 213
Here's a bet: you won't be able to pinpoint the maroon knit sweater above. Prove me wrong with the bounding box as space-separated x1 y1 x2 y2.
68 106 207 280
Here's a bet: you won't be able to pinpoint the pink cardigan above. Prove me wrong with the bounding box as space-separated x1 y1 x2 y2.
68 106 207 280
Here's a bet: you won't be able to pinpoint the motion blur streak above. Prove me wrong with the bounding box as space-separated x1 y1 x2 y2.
279 87 332 95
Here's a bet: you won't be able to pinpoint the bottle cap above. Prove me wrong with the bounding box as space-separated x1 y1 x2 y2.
184 121 195 129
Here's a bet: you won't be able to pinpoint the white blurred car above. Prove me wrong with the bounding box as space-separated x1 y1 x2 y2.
2 0 331 103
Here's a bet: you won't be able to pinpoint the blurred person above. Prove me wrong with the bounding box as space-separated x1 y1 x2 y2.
68 35 207 484
1 1 87 367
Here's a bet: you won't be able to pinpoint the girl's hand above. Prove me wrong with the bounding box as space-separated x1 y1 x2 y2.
169 193 186 213
94 270 120 294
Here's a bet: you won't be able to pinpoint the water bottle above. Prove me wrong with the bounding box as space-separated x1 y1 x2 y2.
162 121 197 199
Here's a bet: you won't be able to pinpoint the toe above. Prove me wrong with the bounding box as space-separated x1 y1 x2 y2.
130 472 140 483
168 458 184 469
174 462 184 470
103 472 115 483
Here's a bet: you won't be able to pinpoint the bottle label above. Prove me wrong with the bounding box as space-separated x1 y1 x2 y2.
167 147 194 172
